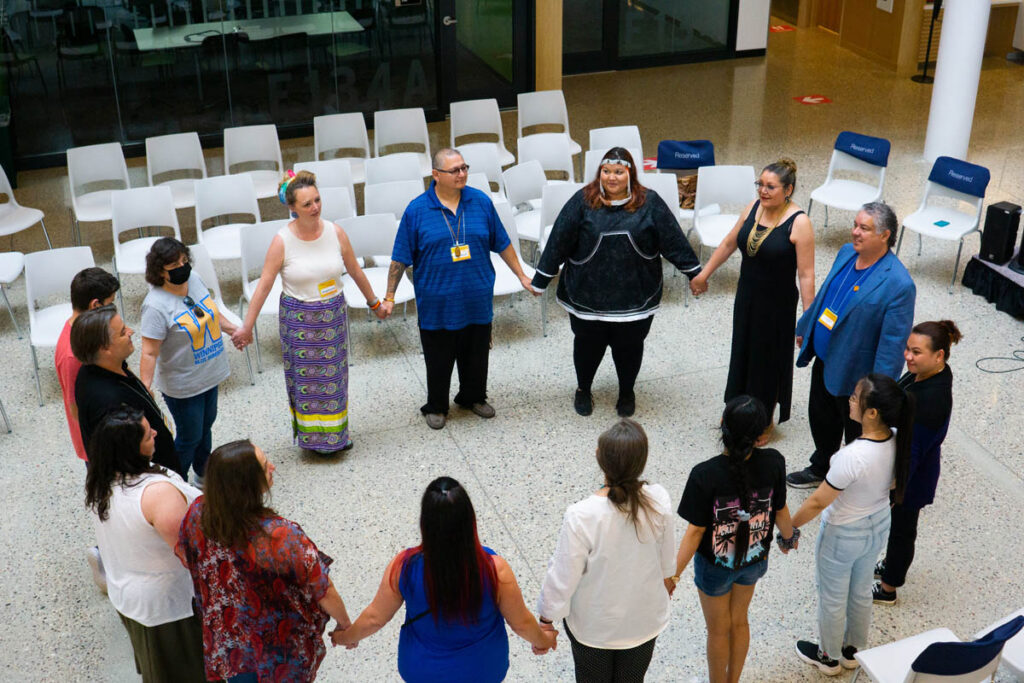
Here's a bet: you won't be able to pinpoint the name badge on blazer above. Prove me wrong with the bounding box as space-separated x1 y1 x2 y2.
818 307 838 330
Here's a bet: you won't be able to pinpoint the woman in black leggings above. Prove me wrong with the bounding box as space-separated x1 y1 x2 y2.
531 147 702 417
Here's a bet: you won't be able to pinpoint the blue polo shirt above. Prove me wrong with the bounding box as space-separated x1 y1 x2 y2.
393 182 511 330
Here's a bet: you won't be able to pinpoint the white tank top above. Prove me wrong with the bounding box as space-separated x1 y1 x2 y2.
278 220 346 302
93 470 201 626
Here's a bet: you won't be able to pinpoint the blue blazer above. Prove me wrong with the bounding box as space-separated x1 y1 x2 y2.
796 244 916 396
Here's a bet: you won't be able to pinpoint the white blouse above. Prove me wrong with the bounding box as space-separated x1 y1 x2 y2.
536 483 676 649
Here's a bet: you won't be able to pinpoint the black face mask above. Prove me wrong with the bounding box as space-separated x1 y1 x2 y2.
167 263 191 286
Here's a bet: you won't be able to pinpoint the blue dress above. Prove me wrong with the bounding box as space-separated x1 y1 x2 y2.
397 548 509 683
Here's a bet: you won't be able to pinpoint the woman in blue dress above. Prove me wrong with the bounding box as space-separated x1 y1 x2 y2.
332 477 557 681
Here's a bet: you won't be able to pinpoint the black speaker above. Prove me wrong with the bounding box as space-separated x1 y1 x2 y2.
980 202 1021 265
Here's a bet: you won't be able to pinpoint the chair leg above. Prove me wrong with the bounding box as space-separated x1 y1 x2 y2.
243 347 255 385
807 197 814 219
850 669 860 683
39 218 52 249
253 320 263 372
950 237 964 294
824 205 829 227
895 226 905 255
541 289 547 337
30 343 43 406
1 285 22 339
0 397 10 433
112 257 126 318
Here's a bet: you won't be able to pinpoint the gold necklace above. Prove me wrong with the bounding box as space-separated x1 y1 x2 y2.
746 200 789 257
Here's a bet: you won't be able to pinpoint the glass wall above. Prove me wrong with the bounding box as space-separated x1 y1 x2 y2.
2 0 440 165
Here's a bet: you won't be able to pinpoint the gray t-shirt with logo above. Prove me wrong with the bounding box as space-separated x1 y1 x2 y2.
140 273 231 399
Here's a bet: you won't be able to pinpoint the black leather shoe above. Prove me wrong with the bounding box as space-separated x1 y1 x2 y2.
616 392 635 417
574 390 593 416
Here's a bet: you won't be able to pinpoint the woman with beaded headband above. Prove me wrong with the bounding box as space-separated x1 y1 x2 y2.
689 159 816 445
531 147 702 418
231 170 388 455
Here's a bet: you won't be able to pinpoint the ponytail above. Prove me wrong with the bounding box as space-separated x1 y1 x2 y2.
596 419 657 536
721 396 768 513
856 374 917 503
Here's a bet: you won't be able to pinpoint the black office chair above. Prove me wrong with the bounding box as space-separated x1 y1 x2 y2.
1 16 48 99
56 6 107 90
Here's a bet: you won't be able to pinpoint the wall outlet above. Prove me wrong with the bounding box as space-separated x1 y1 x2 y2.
876 0 894 12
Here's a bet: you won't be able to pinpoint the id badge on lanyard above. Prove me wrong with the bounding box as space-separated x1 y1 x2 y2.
818 307 838 330
450 243 471 262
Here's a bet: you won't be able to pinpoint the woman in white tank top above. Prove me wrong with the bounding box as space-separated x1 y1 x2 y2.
84 405 205 682
231 170 388 455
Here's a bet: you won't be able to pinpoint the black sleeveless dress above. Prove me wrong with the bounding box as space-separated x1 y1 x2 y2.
724 202 801 423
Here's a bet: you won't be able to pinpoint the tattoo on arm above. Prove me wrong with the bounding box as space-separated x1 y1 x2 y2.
387 261 406 295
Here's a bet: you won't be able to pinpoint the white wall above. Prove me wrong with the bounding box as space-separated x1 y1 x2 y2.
736 0 771 51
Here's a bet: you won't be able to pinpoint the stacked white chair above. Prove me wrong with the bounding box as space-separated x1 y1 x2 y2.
188 242 254 385
193 174 261 262
319 187 356 223
373 107 432 177
808 131 890 226
459 143 506 199
539 181 583 252
501 160 548 258
238 219 289 372
24 246 95 404
1 165 51 248
517 90 582 160
518 133 575 182
294 159 356 210
313 113 371 185
589 125 643 154
145 132 207 210
491 200 536 300
66 142 130 245
690 165 756 260
110 186 183 313
364 179 424 223
223 124 284 199
338 213 416 328
364 153 425 186
449 98 515 166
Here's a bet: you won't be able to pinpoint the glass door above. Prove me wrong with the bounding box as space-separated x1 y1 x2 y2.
435 0 530 108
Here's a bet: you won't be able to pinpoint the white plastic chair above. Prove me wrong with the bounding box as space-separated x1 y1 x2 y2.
338 214 416 320
66 142 130 245
373 107 432 178
0 251 25 338
690 165 756 260
293 159 356 210
145 132 207 210
449 98 515 166
188 242 254 385
0 165 50 248
518 133 576 182
313 112 370 185
502 160 547 252
896 156 989 293
364 153 425 186
364 179 424 222
975 608 1024 680
193 175 261 261
24 246 95 404
643 172 684 226
589 125 643 154
808 131 889 226
491 199 535 299
222 124 284 199
582 148 644 184
539 181 584 252
459 143 506 199
238 219 289 372
467 173 492 197
320 187 356 223
110 186 182 314
516 90 582 157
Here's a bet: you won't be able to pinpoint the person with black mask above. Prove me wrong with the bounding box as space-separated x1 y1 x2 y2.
139 238 238 486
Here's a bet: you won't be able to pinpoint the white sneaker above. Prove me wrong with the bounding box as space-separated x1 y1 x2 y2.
87 546 107 594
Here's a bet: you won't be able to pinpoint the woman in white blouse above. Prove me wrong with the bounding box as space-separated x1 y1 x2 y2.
537 419 675 682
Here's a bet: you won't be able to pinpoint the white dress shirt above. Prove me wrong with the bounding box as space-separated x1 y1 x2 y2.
537 483 676 649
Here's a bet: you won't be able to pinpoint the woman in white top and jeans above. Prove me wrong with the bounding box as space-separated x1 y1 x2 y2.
232 170 387 454
85 405 204 682
790 373 914 675
537 419 675 682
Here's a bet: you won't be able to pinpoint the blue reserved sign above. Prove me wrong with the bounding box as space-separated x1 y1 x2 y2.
657 140 715 170
834 131 891 167
928 156 990 198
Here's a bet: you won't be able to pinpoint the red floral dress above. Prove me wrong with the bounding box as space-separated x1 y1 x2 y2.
176 498 333 682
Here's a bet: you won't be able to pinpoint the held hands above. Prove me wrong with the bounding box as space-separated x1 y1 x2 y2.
230 326 253 350
520 274 540 296
795 335 804 349
664 577 678 597
533 620 558 655
776 527 801 554
379 299 395 319
330 621 358 649
689 275 709 297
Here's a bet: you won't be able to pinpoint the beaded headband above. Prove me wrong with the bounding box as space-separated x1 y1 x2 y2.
601 158 632 168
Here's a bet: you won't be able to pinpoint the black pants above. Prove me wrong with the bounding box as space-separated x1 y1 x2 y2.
807 358 862 476
564 621 657 683
881 503 921 588
570 315 654 399
419 323 491 415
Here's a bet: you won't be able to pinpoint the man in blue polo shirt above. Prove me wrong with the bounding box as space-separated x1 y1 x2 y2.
384 148 538 429
788 201 916 488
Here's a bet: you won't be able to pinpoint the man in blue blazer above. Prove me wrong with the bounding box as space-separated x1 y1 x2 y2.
787 202 916 487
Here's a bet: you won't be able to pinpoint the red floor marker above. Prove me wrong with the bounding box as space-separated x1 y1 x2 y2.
643 157 658 171
793 94 832 105
770 24 795 32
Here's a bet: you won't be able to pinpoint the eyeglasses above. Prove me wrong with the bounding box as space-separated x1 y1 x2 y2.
182 295 207 319
435 164 470 175
754 182 781 192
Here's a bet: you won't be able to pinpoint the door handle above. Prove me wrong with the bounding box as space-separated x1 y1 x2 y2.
442 15 457 26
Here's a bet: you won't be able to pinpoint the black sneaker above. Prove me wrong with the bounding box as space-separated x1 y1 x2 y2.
872 581 897 605
840 645 858 670
616 392 635 417
574 389 593 416
795 640 841 675
786 468 824 489
874 558 885 580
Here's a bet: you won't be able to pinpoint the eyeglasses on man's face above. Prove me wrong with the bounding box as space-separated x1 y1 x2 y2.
435 164 470 175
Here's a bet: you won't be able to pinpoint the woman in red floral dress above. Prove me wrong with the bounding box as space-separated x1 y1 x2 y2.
177 440 354 682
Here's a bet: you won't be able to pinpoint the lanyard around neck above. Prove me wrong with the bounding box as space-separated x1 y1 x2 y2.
440 207 464 246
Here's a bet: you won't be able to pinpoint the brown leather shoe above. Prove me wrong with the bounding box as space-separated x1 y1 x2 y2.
424 413 446 430
470 402 495 418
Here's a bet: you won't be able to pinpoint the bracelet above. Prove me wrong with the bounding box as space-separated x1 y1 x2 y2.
369 298 381 310
384 294 395 303
775 527 801 551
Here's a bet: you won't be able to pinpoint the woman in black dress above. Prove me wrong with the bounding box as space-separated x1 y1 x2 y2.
689 159 815 444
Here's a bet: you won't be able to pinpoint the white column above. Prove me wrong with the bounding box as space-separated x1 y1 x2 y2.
922 0 991 162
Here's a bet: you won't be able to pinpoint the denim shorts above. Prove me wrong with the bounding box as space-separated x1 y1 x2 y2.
693 553 768 597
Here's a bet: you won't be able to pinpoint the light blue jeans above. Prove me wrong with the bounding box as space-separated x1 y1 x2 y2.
815 507 891 659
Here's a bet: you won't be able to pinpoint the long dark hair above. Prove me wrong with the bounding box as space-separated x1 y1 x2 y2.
855 374 916 504
84 405 163 522
200 440 276 549
581 146 647 212
912 320 963 361
597 419 657 536
392 477 498 624
720 396 768 514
